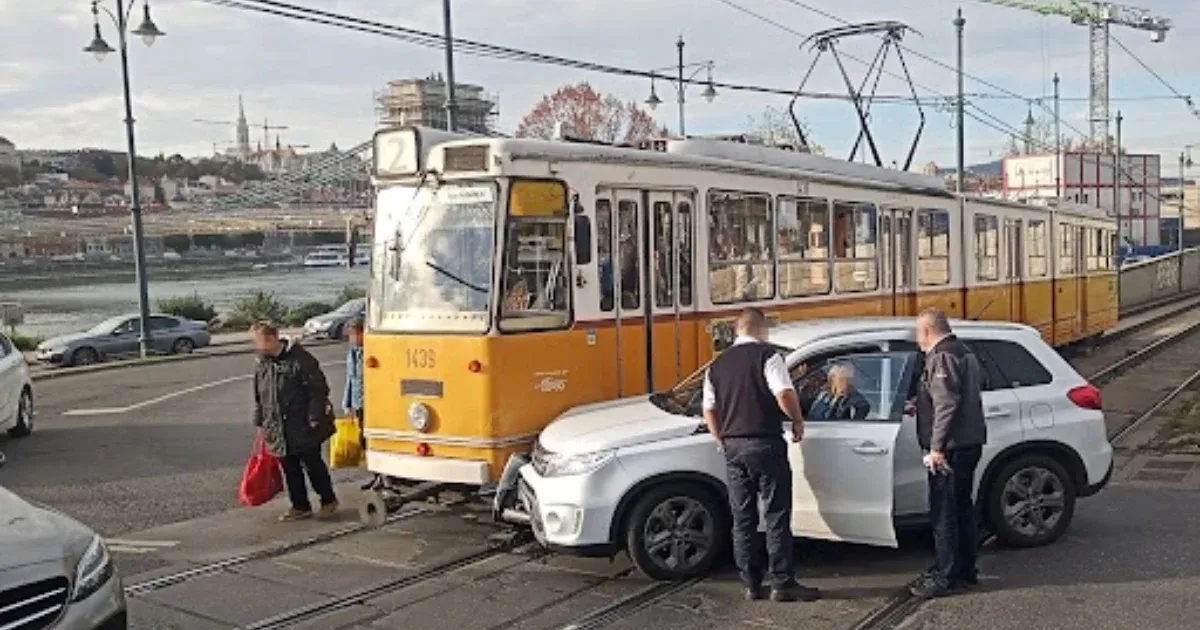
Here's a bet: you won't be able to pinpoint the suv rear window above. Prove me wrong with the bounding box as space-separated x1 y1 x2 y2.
966 340 1053 390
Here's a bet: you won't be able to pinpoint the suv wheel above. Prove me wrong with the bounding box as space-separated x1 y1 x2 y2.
985 454 1076 548
625 483 727 580
8 388 33 438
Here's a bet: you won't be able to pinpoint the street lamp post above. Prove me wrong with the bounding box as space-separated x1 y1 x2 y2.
644 36 717 138
1179 147 1194 251
83 0 164 359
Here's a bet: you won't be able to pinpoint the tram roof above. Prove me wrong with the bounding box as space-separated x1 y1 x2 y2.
448 136 956 198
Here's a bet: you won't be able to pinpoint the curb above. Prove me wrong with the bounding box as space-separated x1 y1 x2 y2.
30 338 337 382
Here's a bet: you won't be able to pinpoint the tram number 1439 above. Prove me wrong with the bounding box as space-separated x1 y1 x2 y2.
406 348 436 369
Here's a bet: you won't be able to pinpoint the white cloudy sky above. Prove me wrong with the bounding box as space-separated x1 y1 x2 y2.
2 0 1198 167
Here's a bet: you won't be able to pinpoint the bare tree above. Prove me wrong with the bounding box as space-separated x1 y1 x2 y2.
745 106 824 155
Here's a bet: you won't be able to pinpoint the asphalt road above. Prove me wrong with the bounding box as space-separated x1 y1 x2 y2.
0 343 349 540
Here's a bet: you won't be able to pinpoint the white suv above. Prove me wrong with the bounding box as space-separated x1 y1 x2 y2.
495 318 1114 581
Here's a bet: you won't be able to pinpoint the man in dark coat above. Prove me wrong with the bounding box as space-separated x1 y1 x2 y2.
911 308 987 598
251 321 339 521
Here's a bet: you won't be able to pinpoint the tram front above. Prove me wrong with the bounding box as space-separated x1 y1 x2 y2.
365 128 582 490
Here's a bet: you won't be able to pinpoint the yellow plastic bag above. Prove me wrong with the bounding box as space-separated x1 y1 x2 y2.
330 417 365 469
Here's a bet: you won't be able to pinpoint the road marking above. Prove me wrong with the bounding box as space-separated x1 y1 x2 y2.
62 359 347 416
106 539 180 554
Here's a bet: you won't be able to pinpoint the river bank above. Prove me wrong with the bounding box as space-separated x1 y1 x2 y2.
1 266 369 339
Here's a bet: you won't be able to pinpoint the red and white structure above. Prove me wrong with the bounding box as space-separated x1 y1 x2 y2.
1002 152 1161 247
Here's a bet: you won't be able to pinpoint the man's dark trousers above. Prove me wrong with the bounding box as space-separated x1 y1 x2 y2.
723 437 795 589
280 447 337 512
928 446 983 587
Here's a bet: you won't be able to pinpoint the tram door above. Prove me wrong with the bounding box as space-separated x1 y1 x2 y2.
1005 219 1023 321
1075 225 1089 338
882 209 915 316
601 188 651 397
599 188 693 397
648 191 696 391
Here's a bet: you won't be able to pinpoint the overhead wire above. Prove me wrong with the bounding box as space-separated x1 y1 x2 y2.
198 0 922 103
1110 33 1200 122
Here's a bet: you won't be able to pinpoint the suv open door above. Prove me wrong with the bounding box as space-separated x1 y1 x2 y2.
786 351 919 547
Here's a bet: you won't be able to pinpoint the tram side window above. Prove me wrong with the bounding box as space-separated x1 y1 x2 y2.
1059 225 1077 275
1085 228 1099 271
708 191 774 304
974 214 999 281
917 209 951 286
1027 219 1048 278
777 196 831 297
832 202 877 293
597 199 614 312
618 200 640 310
500 197 571 331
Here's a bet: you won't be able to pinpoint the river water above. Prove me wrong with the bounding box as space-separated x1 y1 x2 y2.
2 267 370 339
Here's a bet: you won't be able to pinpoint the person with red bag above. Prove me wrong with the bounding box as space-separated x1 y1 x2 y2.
251 320 339 521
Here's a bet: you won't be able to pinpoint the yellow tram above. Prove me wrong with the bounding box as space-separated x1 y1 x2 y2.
362 127 1118 486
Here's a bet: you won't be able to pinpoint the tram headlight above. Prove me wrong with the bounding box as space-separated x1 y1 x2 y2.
408 402 432 432
536 449 616 478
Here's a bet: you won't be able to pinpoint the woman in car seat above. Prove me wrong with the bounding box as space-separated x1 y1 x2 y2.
806 363 871 422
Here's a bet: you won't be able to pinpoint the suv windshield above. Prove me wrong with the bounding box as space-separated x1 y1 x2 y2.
651 343 793 417
371 182 496 333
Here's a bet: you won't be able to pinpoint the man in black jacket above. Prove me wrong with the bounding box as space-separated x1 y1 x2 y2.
911 308 987 598
251 321 339 521
702 308 820 603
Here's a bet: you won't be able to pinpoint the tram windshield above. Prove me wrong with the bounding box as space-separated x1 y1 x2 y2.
372 181 497 333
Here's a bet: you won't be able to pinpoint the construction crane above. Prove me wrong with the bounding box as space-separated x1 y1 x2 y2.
974 0 1170 151
193 118 290 151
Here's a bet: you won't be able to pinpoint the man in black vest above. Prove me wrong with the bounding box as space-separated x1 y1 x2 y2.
702 308 821 603
911 308 987 599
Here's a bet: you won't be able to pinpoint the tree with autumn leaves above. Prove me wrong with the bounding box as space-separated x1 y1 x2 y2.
516 82 666 143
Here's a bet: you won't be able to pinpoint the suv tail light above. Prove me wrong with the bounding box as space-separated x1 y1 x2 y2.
1067 384 1102 410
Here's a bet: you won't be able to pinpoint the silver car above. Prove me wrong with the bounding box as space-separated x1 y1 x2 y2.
35 314 212 367
0 475 127 629
302 298 366 340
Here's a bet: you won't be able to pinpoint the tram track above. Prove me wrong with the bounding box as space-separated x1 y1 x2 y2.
239 543 549 630
123 504 428 598
557 577 704 630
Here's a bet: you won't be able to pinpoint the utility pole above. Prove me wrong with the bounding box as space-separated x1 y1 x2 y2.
677 36 686 137
1053 73 1062 198
954 8 966 194
1180 151 1187 251
441 0 458 131
1114 111 1122 246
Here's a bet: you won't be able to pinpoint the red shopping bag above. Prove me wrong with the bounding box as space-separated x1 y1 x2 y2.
238 433 283 507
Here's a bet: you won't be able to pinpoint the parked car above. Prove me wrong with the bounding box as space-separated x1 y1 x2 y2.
0 332 34 438
35 314 212 367
302 298 366 340
496 318 1114 580
0 476 127 629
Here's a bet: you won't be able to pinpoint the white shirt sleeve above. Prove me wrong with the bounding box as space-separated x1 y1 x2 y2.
702 370 716 411
763 353 795 396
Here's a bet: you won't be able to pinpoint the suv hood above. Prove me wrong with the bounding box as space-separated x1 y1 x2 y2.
538 396 701 456
0 486 92 570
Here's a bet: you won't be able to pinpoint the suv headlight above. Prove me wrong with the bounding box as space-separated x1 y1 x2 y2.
534 448 615 478
72 535 114 602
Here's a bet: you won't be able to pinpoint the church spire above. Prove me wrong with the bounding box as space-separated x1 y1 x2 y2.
236 95 251 159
